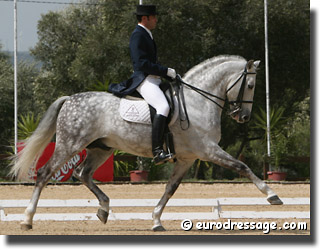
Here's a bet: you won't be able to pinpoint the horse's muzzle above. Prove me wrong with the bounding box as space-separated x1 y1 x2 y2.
240 114 251 123
229 106 241 118
230 107 251 123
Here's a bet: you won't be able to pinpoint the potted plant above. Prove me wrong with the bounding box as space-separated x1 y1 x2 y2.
129 156 151 182
113 150 136 181
267 134 288 181
253 106 288 181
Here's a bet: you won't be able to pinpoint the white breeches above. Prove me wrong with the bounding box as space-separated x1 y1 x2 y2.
136 75 170 117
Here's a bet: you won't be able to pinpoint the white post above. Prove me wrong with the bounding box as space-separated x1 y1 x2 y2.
139 0 143 5
264 0 271 170
13 0 18 154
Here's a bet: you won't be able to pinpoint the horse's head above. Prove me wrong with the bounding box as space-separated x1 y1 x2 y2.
226 60 260 123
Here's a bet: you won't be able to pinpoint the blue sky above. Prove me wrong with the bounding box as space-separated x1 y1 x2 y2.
0 0 73 51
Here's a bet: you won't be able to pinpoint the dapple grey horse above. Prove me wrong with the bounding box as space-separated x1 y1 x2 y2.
10 55 283 231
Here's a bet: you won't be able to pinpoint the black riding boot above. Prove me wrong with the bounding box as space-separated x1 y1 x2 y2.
152 114 173 165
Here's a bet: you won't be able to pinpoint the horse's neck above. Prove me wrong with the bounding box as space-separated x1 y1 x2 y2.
184 62 233 110
183 61 243 133
198 61 243 92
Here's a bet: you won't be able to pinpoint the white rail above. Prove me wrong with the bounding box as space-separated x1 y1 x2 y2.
0 198 310 222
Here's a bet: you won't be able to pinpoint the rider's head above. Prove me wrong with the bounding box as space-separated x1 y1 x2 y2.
135 5 158 30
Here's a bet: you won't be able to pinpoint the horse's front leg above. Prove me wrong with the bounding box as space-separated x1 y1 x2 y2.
152 159 193 231
204 144 283 205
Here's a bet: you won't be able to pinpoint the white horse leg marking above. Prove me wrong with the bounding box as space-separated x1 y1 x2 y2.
22 185 41 230
73 147 113 223
152 159 193 231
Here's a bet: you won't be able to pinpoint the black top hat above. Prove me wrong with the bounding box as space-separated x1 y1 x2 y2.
135 5 158 16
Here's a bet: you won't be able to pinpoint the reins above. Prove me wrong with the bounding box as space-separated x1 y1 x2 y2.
176 74 226 110
174 66 256 130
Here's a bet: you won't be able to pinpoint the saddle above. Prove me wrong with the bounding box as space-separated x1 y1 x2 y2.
119 82 181 158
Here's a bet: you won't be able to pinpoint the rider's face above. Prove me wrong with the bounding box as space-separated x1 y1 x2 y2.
143 15 157 30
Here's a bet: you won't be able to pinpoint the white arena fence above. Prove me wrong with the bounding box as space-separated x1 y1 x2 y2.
0 198 310 222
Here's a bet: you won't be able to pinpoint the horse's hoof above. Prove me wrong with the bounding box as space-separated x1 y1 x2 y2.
152 225 166 232
21 223 32 231
97 208 109 224
267 195 283 205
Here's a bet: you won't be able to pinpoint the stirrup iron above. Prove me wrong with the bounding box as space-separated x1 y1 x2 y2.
153 149 174 165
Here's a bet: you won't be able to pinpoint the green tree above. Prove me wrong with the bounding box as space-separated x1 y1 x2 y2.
31 0 135 109
0 47 14 152
0 45 40 178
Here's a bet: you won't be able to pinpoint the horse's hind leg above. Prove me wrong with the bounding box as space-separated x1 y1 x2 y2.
73 145 113 224
152 159 193 231
207 144 283 205
21 148 73 230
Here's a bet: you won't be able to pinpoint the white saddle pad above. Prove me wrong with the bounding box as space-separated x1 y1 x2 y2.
119 97 151 125
119 94 179 126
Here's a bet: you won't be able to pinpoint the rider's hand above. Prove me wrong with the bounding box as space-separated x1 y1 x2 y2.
167 68 177 79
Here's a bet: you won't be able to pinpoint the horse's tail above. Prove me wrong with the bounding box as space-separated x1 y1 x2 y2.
10 96 70 181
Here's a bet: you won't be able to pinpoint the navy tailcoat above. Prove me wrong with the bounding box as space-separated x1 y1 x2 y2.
108 25 169 97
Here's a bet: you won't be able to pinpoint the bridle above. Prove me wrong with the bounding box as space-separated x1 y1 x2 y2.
175 65 257 129
226 67 257 117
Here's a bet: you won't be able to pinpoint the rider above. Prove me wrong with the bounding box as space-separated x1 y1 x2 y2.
108 5 177 165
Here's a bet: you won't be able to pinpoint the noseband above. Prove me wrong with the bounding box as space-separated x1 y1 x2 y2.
175 66 256 129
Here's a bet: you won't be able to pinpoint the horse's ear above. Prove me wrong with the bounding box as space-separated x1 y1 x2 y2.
246 60 254 69
247 60 260 70
253 60 260 69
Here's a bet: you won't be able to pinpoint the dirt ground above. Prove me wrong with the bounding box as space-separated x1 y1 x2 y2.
0 183 310 236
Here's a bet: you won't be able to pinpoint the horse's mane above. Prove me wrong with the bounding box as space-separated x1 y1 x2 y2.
183 55 245 82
